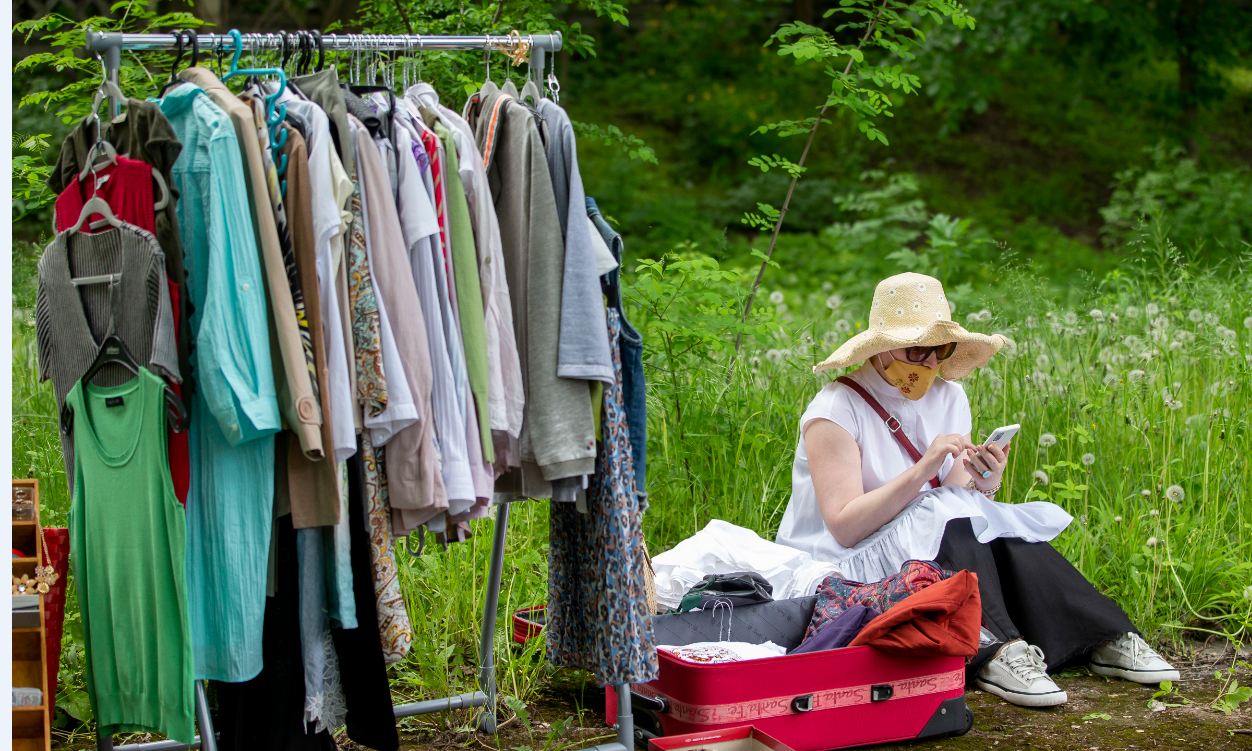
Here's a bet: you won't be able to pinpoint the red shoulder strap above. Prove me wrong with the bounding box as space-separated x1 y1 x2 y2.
836 376 941 490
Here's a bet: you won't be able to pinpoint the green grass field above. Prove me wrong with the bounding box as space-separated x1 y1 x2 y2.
11 230 1252 742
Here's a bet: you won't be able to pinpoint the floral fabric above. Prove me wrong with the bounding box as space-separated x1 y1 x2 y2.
546 308 658 686
361 432 413 663
345 159 387 418
805 559 953 641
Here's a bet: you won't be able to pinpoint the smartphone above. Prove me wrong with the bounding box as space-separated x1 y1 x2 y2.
982 424 1020 450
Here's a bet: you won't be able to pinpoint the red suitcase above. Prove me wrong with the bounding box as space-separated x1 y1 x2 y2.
606 596 972 750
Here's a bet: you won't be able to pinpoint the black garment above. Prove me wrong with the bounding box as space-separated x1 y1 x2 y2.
215 450 399 750
934 518 1135 674
214 515 336 751
330 452 400 751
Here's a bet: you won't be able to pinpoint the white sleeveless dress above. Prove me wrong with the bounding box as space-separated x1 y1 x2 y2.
776 365 1071 582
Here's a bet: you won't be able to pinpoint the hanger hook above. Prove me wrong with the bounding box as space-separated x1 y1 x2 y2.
313 30 325 70
227 29 243 73
188 29 200 68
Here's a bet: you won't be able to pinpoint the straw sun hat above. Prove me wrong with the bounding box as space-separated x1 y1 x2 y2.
814 272 1009 380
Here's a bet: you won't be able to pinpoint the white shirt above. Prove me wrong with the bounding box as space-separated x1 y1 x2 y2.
280 93 357 462
352 118 420 446
777 364 1071 581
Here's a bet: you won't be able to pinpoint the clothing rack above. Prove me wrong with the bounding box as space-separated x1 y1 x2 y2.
82 28 635 751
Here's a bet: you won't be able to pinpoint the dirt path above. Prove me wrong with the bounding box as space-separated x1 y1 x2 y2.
375 646 1251 751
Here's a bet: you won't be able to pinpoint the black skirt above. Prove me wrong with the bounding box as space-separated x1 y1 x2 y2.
934 517 1136 674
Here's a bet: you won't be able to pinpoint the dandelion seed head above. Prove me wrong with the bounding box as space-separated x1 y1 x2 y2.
1165 484 1185 503
821 281 833 292
1244 585 1252 602
1063 311 1078 325
1089 308 1105 322
1032 470 1050 486
1188 308 1204 323
835 319 852 333
1141 489 1152 498
1146 536 1159 548
1081 453 1095 466
1217 326 1236 341
1125 306 1140 319
1244 316 1252 330
1109 312 1119 325
1036 353 1051 368
1038 433 1057 448
1114 515 1123 523
765 349 786 363
1149 509 1159 517
1204 312 1218 326
1146 303 1160 317
1128 369 1146 383
825 294 843 310
769 290 784 305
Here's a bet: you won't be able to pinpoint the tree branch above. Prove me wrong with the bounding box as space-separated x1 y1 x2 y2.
734 0 889 355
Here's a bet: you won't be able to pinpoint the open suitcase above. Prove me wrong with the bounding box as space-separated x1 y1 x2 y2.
605 596 973 750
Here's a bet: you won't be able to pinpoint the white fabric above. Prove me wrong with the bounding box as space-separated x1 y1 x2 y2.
390 116 476 510
652 520 841 611
354 117 420 446
587 214 620 277
776 364 1071 581
658 641 787 664
279 92 357 462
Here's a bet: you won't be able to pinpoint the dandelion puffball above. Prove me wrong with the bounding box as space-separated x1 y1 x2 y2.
1081 453 1095 466
1146 536 1159 548
1032 470 1050 486
1038 433 1057 448
1165 484 1185 503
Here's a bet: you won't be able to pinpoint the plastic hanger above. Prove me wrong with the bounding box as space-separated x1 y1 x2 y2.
158 30 194 96
67 194 122 235
60 335 188 435
223 29 289 194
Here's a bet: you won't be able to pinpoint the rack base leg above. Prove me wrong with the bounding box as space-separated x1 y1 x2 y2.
476 501 510 734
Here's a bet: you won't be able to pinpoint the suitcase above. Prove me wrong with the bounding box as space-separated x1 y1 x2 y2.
606 596 972 750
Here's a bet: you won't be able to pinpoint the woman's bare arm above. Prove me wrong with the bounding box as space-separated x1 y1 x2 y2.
806 420 975 548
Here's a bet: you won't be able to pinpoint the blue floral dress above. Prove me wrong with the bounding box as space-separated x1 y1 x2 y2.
547 308 658 685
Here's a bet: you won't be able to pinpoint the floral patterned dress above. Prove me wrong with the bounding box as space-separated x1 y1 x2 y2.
547 308 658 685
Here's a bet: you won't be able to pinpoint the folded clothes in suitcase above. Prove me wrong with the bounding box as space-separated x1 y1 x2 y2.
607 596 972 751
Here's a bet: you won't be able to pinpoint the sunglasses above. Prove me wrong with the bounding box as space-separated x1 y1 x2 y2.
903 342 958 364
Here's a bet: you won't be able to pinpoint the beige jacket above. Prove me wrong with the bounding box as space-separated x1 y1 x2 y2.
179 67 324 460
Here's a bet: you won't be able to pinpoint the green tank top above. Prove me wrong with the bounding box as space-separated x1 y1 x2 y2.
67 367 194 742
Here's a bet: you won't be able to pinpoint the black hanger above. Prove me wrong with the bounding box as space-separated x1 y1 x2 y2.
159 30 190 96
60 335 188 435
298 31 313 75
279 31 293 72
312 30 325 70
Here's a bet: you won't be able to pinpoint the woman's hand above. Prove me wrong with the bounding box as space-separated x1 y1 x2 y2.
918 433 977 483
963 442 1011 492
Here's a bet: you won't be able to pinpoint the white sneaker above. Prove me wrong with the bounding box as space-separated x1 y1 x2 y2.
976 640 1068 708
1089 633 1180 684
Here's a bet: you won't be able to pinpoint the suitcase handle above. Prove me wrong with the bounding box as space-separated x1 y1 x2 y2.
791 694 814 713
632 692 668 715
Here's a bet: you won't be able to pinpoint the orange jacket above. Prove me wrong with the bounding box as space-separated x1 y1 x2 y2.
848 570 981 657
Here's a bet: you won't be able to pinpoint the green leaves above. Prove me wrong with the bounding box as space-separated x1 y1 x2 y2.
572 121 657 165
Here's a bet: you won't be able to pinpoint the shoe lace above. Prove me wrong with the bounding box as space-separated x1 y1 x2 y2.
1006 644 1049 682
1119 633 1160 662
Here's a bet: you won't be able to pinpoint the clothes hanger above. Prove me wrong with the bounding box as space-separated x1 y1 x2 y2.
313 30 326 71
223 29 289 194
60 334 188 435
158 30 191 96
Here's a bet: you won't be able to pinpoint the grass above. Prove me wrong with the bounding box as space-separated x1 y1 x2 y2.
12 230 1252 744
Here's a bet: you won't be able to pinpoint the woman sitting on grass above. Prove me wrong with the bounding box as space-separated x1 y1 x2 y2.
776 272 1178 708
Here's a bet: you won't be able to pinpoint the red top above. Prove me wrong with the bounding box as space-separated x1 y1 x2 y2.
54 155 157 234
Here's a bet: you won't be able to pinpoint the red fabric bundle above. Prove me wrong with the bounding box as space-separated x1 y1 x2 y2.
849 570 982 657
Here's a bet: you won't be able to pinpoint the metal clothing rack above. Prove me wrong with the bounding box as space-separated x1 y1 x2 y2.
82 29 635 751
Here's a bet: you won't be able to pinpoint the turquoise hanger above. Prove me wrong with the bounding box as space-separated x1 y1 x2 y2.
223 29 290 193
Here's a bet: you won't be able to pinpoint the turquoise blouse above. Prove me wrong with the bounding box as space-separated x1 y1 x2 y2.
160 82 279 682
